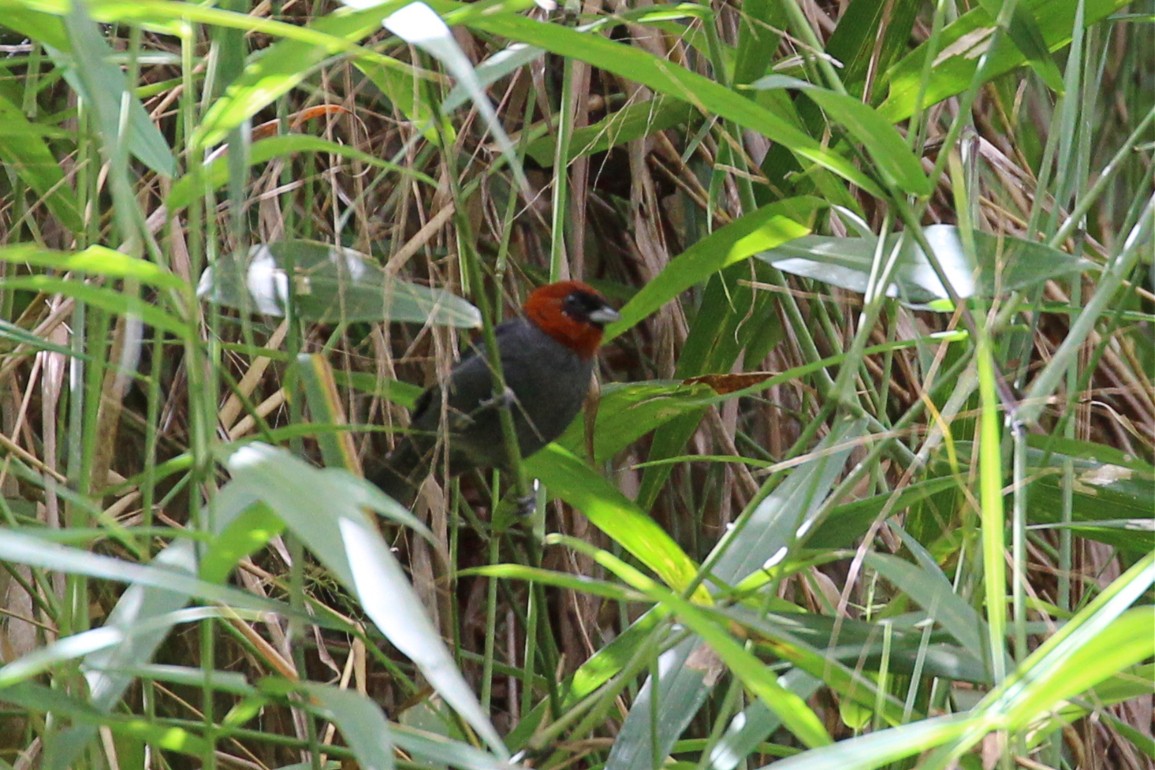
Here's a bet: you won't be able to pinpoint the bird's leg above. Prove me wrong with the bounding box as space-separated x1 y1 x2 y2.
449 388 517 430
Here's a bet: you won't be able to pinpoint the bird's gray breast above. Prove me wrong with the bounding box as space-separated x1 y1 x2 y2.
499 322 594 450
436 320 592 467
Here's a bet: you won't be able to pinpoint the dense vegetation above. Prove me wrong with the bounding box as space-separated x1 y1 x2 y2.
0 1 1151 769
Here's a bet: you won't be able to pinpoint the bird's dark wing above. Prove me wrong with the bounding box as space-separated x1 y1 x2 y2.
386 315 597 484
409 384 435 425
408 318 525 432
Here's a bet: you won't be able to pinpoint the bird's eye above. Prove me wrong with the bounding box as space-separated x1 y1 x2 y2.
563 293 585 318
560 289 611 324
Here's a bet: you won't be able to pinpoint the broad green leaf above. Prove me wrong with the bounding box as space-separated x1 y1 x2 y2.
604 637 723 770
199 504 286 585
0 244 186 291
634 249 797 509
526 445 706 600
862 553 990 662
924 555 1155 765
605 420 863 770
300 684 396 770
825 0 921 97
749 76 932 197
733 0 784 86
712 418 868 586
0 6 69 49
753 0 920 196
58 3 174 176
756 225 1094 308
708 672 823 770
224 443 505 756
578 543 833 752
727 606 914 727
565 328 969 470
1025 437 1154 552
935 439 1155 552
0 92 83 231
770 713 973 770
0 276 184 335
197 241 482 327
555 380 716 462
747 610 988 684
1003 609 1153 729
979 0 1065 92
607 198 819 341
880 0 1128 121
806 475 961 550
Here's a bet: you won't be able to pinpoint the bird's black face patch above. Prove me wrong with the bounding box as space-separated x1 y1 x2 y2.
562 290 613 326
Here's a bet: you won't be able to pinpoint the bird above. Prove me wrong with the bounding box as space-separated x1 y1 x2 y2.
368 280 620 508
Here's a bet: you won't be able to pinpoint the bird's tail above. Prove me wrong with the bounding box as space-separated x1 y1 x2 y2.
365 439 426 509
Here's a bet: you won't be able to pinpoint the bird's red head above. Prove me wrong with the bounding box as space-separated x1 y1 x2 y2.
523 280 620 360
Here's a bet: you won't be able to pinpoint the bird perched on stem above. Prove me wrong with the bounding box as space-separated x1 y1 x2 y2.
369 281 620 508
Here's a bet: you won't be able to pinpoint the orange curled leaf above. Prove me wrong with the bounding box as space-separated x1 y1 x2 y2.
684 372 775 395
251 104 353 141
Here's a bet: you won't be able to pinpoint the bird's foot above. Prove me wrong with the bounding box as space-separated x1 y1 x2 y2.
514 478 541 517
491 479 539 523
514 492 536 517
454 389 515 429
477 386 517 413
